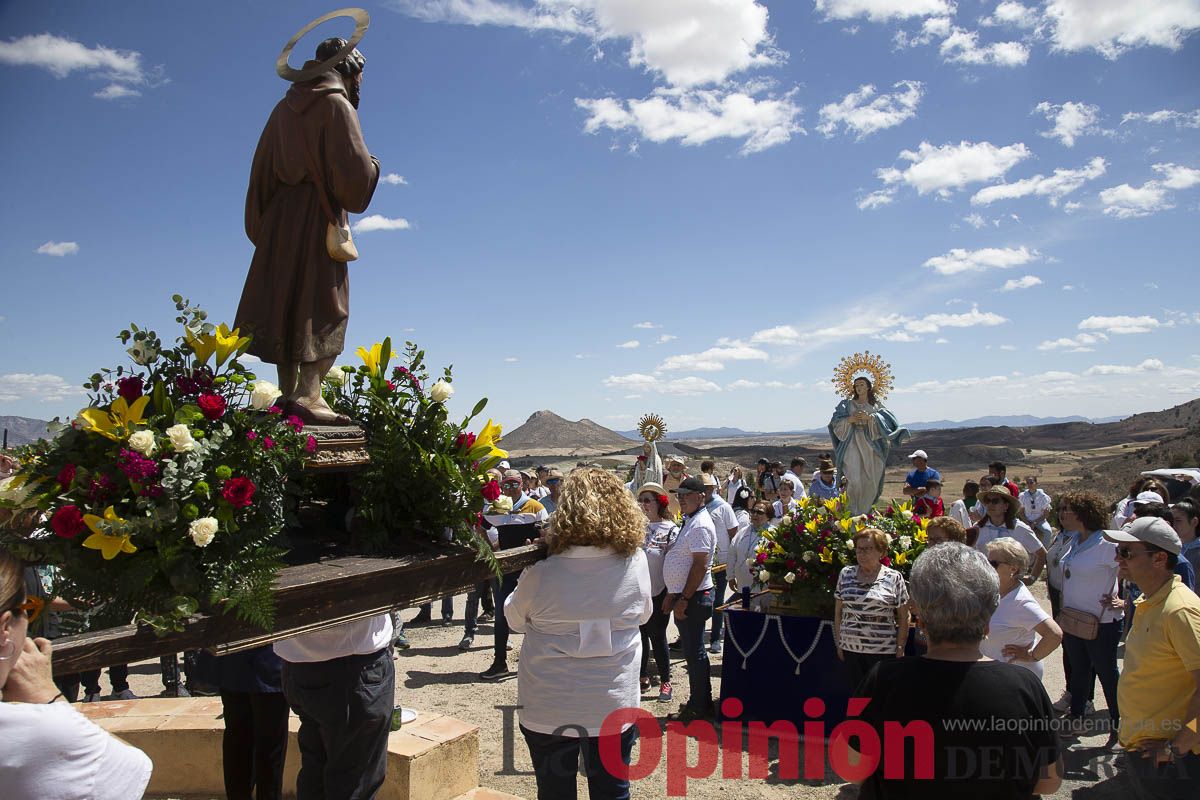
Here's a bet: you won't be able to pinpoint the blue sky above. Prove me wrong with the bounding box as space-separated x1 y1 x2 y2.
1 1 1198 436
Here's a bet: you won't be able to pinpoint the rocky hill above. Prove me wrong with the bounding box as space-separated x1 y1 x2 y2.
501 410 635 455
0 416 53 447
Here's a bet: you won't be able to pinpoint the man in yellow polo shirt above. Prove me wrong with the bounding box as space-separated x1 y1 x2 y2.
1106 517 1200 799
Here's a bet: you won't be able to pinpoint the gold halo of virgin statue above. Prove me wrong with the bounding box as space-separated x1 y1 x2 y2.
637 413 667 443
827 354 908 515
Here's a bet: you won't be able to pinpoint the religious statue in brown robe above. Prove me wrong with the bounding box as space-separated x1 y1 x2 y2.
235 37 380 425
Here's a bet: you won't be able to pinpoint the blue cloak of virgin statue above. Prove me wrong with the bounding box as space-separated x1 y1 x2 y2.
828 377 908 516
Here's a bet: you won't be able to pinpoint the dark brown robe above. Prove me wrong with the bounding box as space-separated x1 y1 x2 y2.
235 66 380 365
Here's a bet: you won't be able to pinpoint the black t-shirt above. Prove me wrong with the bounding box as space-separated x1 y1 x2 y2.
855 657 1059 799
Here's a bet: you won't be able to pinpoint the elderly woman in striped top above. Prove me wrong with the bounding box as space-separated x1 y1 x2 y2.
834 527 911 689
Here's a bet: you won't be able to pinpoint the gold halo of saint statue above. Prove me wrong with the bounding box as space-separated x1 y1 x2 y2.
637 413 667 443
276 8 370 83
832 351 894 402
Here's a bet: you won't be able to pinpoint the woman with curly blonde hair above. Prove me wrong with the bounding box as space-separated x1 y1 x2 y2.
504 468 653 800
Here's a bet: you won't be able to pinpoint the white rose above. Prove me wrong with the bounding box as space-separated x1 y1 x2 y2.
166 423 197 452
779 515 792 528
429 379 454 403
900 510 914 521
803 551 815 562
127 430 157 456
784 571 796 584
846 538 855 550
899 535 912 550
189 517 218 547
758 569 771 583
249 380 283 410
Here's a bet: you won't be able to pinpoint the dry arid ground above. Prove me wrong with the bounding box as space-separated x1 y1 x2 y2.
117 587 1137 799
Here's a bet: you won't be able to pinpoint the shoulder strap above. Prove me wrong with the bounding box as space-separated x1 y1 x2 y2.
295 121 341 228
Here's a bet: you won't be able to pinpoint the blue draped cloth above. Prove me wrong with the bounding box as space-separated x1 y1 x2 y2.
828 398 908 515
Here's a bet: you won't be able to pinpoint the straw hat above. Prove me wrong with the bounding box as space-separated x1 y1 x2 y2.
977 485 1019 514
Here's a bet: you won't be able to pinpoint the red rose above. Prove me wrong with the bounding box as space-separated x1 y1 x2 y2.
51 505 86 539
57 463 77 490
456 432 477 451
786 559 797 570
221 476 257 508
881 556 892 567
305 435 317 454
116 375 144 404
262 436 274 450
481 479 501 502
198 393 226 420
286 415 304 432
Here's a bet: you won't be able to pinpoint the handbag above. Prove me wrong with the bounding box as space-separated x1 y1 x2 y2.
1055 607 1099 640
297 127 358 262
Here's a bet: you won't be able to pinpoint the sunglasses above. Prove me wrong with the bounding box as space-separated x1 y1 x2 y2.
638 497 657 504
984 498 1008 506
751 510 769 516
10 595 44 624
1116 546 1152 559
501 481 521 487
545 478 561 485
988 559 1007 568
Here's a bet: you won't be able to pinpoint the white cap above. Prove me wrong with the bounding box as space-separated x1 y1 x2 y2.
1131 490 1165 506
497 460 511 470
907 449 928 460
1104 516 1182 555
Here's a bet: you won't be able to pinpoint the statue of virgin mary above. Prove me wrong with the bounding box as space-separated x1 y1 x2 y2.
828 353 908 515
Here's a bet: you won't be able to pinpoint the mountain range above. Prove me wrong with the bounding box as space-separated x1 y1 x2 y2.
617 414 1124 440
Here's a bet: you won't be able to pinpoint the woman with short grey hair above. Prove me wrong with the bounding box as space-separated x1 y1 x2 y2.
982 539 1063 679
850 543 1062 798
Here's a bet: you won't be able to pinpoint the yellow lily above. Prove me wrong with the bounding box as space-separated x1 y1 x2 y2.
818 546 833 564
895 552 908 566
81 506 137 560
355 341 392 378
184 327 218 366
823 498 839 513
915 528 928 543
467 418 508 462
838 517 852 532
797 495 812 509
213 323 250 368
79 395 151 441
805 519 818 533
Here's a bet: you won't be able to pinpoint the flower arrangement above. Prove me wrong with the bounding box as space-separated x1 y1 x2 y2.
322 337 507 559
750 494 928 616
0 297 309 633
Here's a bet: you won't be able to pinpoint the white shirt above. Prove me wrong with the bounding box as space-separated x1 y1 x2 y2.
504 546 653 736
729 525 765 592
273 613 394 663
0 701 153 800
973 520 1045 560
1060 532 1124 624
772 497 800 524
664 508 716 593
949 498 973 529
642 520 678 596
1019 488 1052 524
725 477 747 505
529 485 550 500
705 496 738 565
982 583 1051 679
781 471 807 498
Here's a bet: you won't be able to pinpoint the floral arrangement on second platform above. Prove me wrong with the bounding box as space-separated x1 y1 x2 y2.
322 337 507 559
0 297 310 633
750 494 928 616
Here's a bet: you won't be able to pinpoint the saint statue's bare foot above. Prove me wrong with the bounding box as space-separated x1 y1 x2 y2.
285 396 352 427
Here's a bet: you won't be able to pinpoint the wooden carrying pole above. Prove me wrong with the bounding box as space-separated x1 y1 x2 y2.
50 543 546 675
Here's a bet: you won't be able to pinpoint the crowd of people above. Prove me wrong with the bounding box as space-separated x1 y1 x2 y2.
4 448 1200 799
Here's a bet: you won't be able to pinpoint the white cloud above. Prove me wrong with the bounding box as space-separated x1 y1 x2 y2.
982 2 1041 28
352 215 412 233
939 28 1030 66
879 331 922 342
963 212 986 228
814 0 954 22
577 86 804 155
93 83 140 100
656 334 677 344
35 241 79 257
503 356 519 363
904 306 1008 334
1099 162 1200 218
633 321 659 329
1035 101 1102 147
923 245 1039 275
750 325 802 345
817 80 924 139
971 156 1107 206
1037 332 1109 352
658 344 768 372
1121 108 1200 129
857 189 895 210
1084 358 1166 376
602 372 722 395
0 373 79 403
1002 275 1043 291
894 374 1010 394
380 173 408 185
1079 315 1165 334
574 353 592 359
616 340 640 349
1044 0 1200 58
878 140 1031 198
727 379 788 390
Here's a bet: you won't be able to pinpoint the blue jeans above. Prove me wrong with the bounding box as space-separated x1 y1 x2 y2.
709 577 727 643
1124 750 1200 800
492 571 521 662
521 724 637 800
1063 621 1121 721
676 588 714 712
463 581 494 637
418 596 454 621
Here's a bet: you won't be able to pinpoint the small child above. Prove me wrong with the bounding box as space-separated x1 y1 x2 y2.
914 477 945 518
